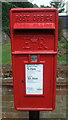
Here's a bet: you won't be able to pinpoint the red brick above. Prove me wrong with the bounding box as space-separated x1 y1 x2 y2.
56 90 67 95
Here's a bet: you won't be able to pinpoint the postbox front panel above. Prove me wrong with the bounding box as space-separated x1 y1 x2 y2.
10 8 58 111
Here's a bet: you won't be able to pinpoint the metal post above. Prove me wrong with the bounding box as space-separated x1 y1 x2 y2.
29 111 39 120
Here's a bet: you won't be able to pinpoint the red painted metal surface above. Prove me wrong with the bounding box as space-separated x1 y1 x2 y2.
10 8 58 111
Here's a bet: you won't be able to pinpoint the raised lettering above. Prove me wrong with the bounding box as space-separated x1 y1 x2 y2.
16 15 19 22
19 15 22 21
46 15 49 21
23 38 30 49
50 15 53 21
40 15 44 21
38 38 48 49
31 38 38 43
15 14 53 22
33 15 36 21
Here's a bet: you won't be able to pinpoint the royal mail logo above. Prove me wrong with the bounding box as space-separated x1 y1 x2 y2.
22 37 48 50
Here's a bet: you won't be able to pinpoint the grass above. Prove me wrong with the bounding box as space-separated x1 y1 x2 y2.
58 56 68 62
0 42 12 64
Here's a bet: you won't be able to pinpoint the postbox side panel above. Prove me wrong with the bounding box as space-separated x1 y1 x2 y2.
12 54 56 111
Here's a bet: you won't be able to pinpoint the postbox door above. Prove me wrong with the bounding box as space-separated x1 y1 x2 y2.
12 53 56 111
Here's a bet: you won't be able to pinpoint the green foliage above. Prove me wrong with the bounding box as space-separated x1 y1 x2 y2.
2 2 16 36
11 2 33 8
40 5 51 8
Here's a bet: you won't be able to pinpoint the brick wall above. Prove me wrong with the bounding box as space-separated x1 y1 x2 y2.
1 79 67 119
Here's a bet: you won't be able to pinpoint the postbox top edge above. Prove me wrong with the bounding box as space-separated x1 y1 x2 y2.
10 8 58 13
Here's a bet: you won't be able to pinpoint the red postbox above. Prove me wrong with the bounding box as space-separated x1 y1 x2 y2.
10 8 58 111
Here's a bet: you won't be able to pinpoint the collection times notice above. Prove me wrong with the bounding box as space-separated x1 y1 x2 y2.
25 64 43 95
